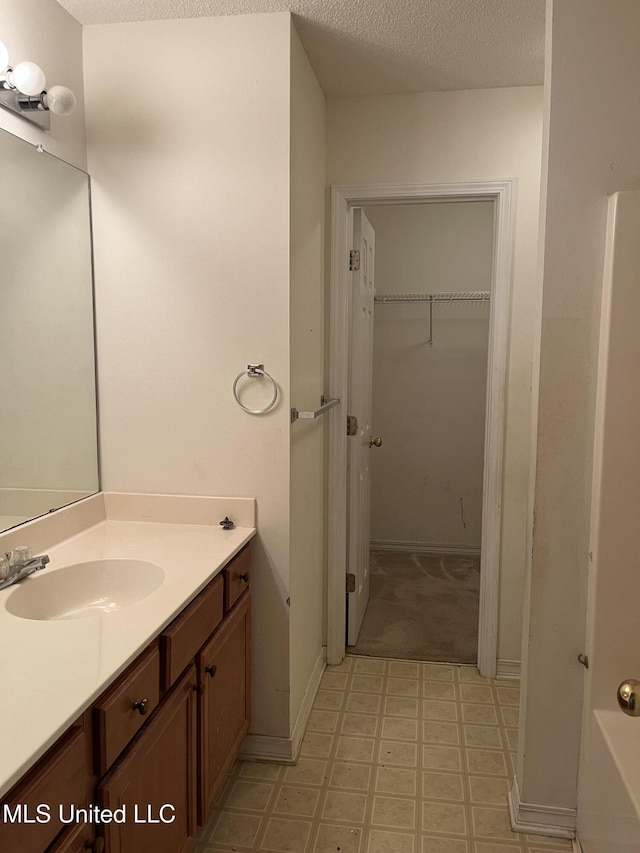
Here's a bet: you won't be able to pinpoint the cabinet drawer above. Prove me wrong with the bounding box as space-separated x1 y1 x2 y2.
223 545 251 611
0 722 89 853
160 574 224 691
94 643 160 777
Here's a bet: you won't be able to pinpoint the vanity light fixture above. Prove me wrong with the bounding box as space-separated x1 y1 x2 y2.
0 39 76 131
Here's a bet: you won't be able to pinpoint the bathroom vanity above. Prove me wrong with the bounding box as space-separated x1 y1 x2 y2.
0 126 256 853
0 492 255 853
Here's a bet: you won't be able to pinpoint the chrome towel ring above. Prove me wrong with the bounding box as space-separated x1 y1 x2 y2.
232 363 278 414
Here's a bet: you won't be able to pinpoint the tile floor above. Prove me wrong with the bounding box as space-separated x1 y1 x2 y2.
195 656 573 853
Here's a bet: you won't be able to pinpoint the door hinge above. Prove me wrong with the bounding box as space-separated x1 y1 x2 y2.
346 573 356 593
347 415 358 436
349 249 360 271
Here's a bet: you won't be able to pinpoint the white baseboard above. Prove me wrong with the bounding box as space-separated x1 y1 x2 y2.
496 659 521 680
290 648 326 761
370 539 481 556
238 732 299 765
239 647 326 765
508 777 576 839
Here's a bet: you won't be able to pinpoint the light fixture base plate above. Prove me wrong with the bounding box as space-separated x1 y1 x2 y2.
0 83 50 130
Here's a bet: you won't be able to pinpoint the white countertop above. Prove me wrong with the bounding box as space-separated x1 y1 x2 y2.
0 493 256 798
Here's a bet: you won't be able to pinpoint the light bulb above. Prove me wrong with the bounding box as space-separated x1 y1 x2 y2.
0 41 8 71
11 61 46 96
46 85 76 116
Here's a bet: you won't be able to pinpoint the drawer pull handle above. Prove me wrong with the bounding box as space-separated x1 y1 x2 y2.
132 697 150 716
205 664 218 678
239 572 249 582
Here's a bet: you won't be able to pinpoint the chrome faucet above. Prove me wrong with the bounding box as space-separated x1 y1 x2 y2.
0 548 50 590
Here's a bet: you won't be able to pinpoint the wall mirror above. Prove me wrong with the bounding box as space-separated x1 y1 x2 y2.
0 126 99 532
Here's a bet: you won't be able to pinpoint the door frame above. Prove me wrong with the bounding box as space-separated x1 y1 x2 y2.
326 180 516 678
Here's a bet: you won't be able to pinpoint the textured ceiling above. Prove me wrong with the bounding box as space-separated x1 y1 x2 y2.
56 0 545 97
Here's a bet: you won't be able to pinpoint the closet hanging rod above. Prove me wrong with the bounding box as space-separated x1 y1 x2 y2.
373 290 490 347
374 290 490 303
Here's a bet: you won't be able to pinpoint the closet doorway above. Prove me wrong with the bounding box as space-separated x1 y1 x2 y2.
326 181 515 678
349 200 493 664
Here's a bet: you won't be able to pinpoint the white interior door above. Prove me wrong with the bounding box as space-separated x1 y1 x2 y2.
576 191 640 851
347 208 376 646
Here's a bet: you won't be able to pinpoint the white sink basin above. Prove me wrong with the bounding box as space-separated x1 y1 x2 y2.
4 559 165 621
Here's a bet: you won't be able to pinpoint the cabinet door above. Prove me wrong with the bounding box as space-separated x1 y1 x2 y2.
198 591 251 823
47 822 100 853
97 666 197 853
0 718 91 853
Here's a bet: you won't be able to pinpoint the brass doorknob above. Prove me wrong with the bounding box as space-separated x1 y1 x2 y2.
617 679 640 716
369 436 383 448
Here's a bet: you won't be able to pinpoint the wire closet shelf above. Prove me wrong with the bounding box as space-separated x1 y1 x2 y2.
373 290 491 346
374 290 490 303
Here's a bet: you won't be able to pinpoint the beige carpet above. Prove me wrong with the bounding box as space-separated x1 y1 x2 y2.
349 548 480 663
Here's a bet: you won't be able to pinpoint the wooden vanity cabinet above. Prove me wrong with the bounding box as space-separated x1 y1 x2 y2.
0 544 252 853
157 543 252 824
94 544 252 851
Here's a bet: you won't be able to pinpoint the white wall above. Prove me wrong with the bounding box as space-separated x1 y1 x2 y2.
365 202 492 549
327 87 543 664
516 0 640 826
289 24 326 728
0 0 86 168
84 13 294 740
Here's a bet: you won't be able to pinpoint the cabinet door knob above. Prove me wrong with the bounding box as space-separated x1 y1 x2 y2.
132 697 150 716
239 572 249 582
205 664 218 678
